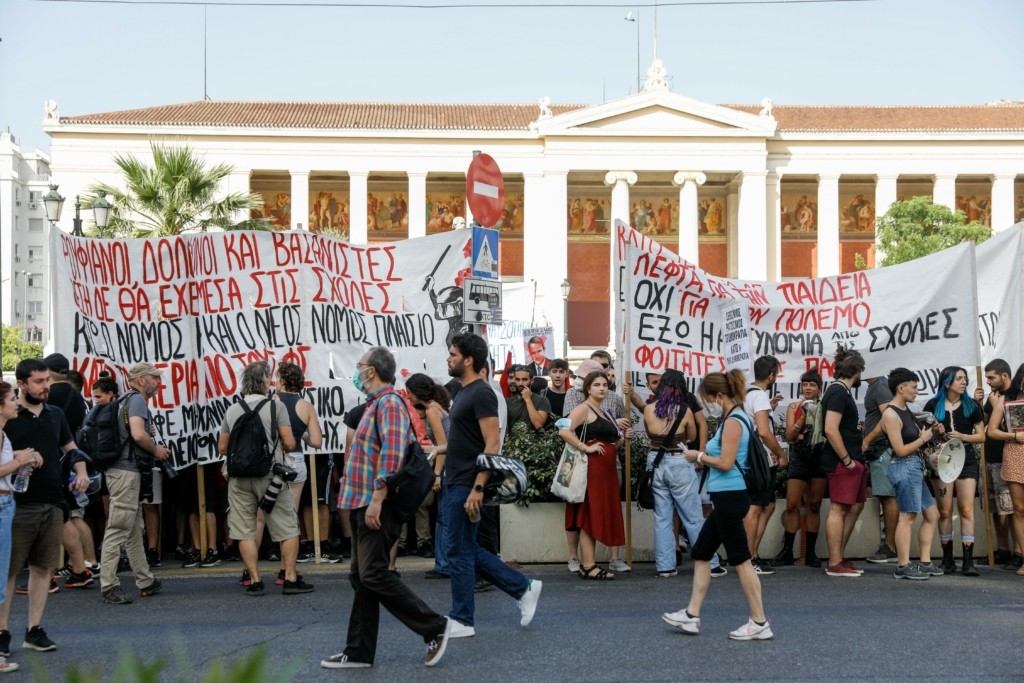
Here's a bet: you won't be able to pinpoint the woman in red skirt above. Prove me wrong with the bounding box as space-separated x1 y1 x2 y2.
559 371 629 580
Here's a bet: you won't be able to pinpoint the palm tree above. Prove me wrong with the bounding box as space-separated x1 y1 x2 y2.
83 142 271 237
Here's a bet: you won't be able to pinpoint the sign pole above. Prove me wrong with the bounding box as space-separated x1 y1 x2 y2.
197 465 208 556
309 453 322 565
977 366 995 566
621 234 633 567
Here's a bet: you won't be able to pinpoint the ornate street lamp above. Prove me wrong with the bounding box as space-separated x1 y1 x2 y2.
42 184 65 224
93 194 112 235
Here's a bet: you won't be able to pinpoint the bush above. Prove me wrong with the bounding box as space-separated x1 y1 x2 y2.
502 421 563 506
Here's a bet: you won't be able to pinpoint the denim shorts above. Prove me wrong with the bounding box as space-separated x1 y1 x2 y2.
887 455 934 514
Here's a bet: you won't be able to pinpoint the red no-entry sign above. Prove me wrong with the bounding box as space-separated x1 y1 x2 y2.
466 153 505 228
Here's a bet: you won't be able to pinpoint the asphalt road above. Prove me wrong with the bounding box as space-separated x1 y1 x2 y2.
6 556 1023 682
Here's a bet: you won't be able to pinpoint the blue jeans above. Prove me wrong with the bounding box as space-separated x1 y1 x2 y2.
888 455 934 513
0 494 14 604
434 485 449 574
648 453 719 572
444 484 529 627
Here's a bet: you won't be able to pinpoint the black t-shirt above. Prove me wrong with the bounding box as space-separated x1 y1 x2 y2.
820 382 861 472
445 379 498 487
48 382 88 435
984 386 1021 464
4 404 74 505
343 403 367 431
546 390 566 421
923 397 981 466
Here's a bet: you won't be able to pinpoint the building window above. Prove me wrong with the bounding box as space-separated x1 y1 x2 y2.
27 301 43 315
27 275 41 288
23 327 42 343
27 248 41 261
29 191 41 203
29 218 43 232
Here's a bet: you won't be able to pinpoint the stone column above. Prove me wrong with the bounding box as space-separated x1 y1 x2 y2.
816 174 840 277
289 171 309 230
348 171 368 244
991 174 1016 232
933 174 957 211
407 172 427 239
737 171 767 280
766 172 782 281
726 183 740 277
673 171 706 265
873 174 899 265
604 171 637 350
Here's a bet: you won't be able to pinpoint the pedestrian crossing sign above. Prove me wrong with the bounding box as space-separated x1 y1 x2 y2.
472 226 500 279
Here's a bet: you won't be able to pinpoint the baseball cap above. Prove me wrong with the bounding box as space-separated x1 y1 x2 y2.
575 359 605 379
43 353 70 375
128 362 162 380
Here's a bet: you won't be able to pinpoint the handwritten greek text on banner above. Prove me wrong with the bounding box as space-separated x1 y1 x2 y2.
51 230 472 469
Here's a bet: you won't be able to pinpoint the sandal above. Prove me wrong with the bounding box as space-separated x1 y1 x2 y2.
579 565 615 581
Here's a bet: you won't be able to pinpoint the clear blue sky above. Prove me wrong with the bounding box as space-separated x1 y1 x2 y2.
1 0 1022 153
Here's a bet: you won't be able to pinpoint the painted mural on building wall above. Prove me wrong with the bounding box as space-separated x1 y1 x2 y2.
1016 195 1024 223
309 191 350 232
252 190 291 230
425 192 466 233
839 192 875 234
956 194 992 226
367 190 409 232
493 192 524 233
781 192 818 236
566 195 611 236
698 195 726 238
567 191 726 240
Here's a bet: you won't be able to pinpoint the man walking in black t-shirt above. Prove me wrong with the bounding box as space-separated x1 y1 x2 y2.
442 333 542 639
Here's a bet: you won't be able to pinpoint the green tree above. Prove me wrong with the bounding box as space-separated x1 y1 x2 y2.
2 325 43 372
83 143 271 238
862 196 992 267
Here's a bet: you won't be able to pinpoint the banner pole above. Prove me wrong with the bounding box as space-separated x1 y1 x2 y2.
618 224 633 567
197 464 208 556
309 453 321 565
977 366 995 566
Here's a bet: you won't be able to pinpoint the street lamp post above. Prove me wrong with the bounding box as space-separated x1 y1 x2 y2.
625 10 640 94
42 184 64 226
561 278 571 358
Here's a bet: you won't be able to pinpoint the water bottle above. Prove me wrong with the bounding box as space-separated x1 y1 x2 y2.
12 465 32 493
69 474 90 508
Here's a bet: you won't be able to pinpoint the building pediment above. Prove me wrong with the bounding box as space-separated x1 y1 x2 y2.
531 90 777 138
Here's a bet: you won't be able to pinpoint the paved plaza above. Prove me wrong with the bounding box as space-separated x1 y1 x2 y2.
8 556 1023 682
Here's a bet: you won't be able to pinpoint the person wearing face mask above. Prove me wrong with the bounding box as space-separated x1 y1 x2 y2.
821 347 869 578
662 369 772 641
923 366 985 576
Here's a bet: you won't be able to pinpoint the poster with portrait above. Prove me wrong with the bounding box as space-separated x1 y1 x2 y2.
522 326 555 375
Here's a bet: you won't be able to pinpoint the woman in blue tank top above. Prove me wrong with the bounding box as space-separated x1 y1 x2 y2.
661 369 773 641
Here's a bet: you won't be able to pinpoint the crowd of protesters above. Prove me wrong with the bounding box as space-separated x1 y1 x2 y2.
0 340 1022 670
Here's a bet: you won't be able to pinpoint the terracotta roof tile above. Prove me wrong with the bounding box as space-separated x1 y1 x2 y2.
726 103 1024 132
58 100 1024 133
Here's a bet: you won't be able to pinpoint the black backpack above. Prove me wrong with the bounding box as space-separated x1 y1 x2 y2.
76 391 135 471
226 398 278 478
730 411 775 499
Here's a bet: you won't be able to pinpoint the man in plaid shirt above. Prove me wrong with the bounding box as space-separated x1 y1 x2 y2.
321 346 451 670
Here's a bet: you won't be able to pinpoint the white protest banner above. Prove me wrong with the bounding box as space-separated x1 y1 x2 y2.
976 223 1024 369
486 281 537 367
623 237 980 383
51 229 472 468
718 299 754 378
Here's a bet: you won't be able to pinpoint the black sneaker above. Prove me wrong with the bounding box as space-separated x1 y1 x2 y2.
276 570 304 586
174 544 190 561
0 630 10 657
418 543 435 559
424 570 450 580
1001 553 1024 571
239 569 252 586
752 559 775 576
102 586 133 605
56 564 72 579
23 626 56 652
139 579 163 598
64 570 95 589
146 548 161 568
474 578 494 593
282 578 315 595
773 549 795 566
222 546 242 562
181 549 201 569
245 581 265 597
200 550 222 568
296 551 316 564
992 548 1013 566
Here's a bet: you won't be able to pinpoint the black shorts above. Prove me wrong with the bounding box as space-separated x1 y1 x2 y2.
300 453 332 506
788 454 826 482
692 490 752 566
748 467 779 507
177 463 226 515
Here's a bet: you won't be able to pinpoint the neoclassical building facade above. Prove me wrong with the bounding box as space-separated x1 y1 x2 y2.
43 86 1024 347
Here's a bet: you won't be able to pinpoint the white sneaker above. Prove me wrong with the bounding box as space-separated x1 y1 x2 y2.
662 609 700 634
448 620 476 638
567 557 581 573
728 618 773 641
320 653 372 669
518 579 543 627
608 558 631 573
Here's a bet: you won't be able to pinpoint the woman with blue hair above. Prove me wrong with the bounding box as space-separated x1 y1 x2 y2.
923 366 985 576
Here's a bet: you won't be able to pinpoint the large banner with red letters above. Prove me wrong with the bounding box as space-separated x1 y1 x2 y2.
50 229 472 468
614 221 1006 393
